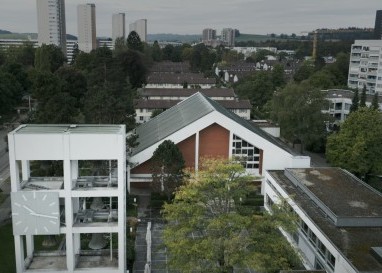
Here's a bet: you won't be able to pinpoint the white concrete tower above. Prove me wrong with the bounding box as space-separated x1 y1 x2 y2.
9 124 126 273
112 13 125 46
36 0 67 55
129 19 147 42
77 3 97 53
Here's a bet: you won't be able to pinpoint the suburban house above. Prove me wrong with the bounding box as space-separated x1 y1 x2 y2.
134 88 251 123
128 92 310 192
145 73 216 89
264 167 382 273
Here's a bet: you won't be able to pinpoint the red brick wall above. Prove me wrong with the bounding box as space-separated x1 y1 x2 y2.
177 134 196 169
130 159 152 174
199 123 229 159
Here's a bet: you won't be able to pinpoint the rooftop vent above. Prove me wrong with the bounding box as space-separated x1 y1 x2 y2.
371 247 382 264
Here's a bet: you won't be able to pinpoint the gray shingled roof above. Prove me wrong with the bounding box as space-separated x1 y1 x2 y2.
132 92 297 156
139 88 236 98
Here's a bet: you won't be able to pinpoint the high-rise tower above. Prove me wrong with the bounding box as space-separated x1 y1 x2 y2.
77 4 97 53
374 10 382 40
129 19 147 42
112 13 125 46
36 0 67 55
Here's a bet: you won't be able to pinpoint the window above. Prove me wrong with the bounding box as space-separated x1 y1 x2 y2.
231 135 261 169
309 230 317 245
327 253 336 269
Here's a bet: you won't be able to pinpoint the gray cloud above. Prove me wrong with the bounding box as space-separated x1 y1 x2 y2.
0 0 380 36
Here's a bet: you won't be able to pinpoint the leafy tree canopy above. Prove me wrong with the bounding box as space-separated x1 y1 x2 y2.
162 158 300 273
326 108 382 179
34 44 66 72
150 140 185 199
127 31 144 52
269 81 329 152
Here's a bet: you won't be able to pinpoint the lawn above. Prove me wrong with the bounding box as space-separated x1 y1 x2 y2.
0 223 16 273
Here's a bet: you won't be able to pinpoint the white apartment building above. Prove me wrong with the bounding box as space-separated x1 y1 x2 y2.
8 124 126 273
77 4 97 53
112 13 125 46
221 28 235 47
322 89 382 122
348 40 382 94
36 0 67 55
129 19 147 42
264 168 382 273
202 28 216 41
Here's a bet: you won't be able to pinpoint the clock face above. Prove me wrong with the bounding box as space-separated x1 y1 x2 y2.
11 192 60 236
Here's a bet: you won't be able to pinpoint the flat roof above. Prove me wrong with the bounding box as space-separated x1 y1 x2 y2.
285 168 382 218
11 124 125 135
268 169 382 272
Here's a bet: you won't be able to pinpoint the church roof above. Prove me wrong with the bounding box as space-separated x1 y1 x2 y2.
132 92 295 156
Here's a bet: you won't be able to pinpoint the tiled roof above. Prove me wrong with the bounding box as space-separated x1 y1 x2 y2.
134 99 251 109
139 88 236 98
146 73 216 85
149 61 190 73
132 92 296 156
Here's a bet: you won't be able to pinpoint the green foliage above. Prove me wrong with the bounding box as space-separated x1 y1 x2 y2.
36 92 78 123
118 49 147 89
150 109 163 118
190 43 217 73
127 31 144 52
350 89 359 113
372 93 379 110
0 224 16 273
250 49 275 62
151 40 162 62
270 81 329 152
151 140 185 199
5 42 35 66
0 70 23 115
162 158 300 273
55 66 87 108
326 108 382 178
293 60 314 82
34 44 66 72
360 85 367 108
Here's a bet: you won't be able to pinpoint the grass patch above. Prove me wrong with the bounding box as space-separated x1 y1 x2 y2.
0 223 16 273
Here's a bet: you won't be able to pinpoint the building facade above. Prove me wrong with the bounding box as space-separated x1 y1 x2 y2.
36 0 67 55
221 28 235 47
375 10 382 40
129 19 147 42
128 93 310 191
347 40 382 94
9 124 126 273
77 4 97 53
202 28 216 41
264 168 382 273
112 13 125 46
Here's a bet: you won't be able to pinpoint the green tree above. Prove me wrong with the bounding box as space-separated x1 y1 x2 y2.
371 93 379 110
36 92 78 123
150 109 163 118
151 40 162 62
271 63 286 88
127 31 144 52
34 44 66 72
250 49 274 62
0 71 23 115
151 140 185 200
235 71 274 118
360 85 367 108
293 60 314 82
326 108 382 179
350 89 359 112
118 49 147 89
270 81 329 152
162 158 300 273
55 67 87 108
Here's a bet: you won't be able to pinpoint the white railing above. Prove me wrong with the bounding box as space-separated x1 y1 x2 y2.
144 222 152 273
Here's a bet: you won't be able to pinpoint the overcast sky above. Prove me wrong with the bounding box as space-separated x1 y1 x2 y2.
1 0 381 36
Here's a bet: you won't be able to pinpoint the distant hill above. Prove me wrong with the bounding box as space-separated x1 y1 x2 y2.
0 29 12 34
148 33 201 43
0 31 76 40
